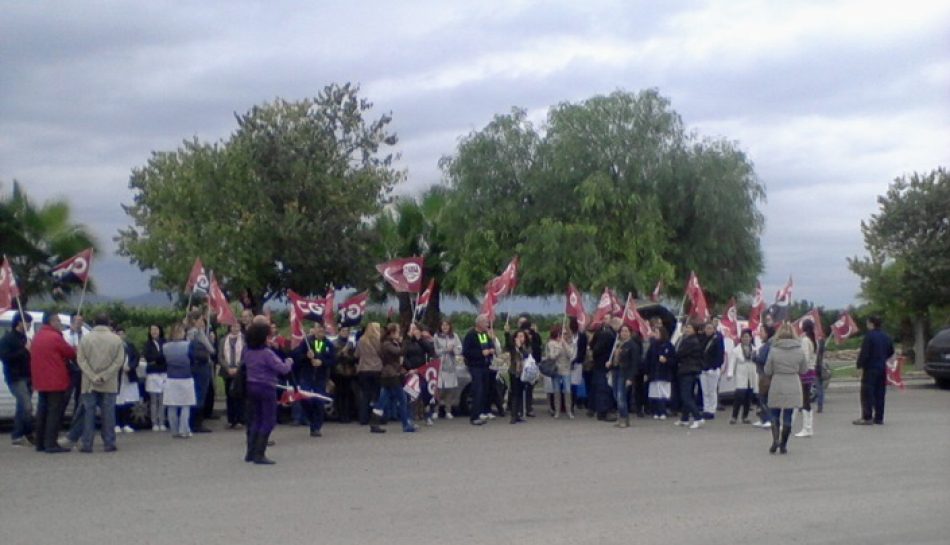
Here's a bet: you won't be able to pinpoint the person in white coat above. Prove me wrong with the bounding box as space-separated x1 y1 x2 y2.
796 320 819 437
729 329 758 424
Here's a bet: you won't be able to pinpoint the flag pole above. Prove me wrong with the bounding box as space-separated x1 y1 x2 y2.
607 292 632 367
77 248 93 316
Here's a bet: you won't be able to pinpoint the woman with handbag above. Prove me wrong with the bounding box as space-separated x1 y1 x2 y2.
505 329 531 424
143 324 167 431
218 323 246 429
433 320 462 419
546 324 574 419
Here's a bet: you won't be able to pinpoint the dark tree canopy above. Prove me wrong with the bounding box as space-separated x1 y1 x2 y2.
117 83 403 303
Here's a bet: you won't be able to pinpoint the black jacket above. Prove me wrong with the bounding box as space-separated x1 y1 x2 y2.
123 341 140 382
404 336 435 370
701 333 725 371
856 329 895 373
144 339 166 373
573 332 588 366
462 329 494 368
676 335 704 376
612 338 643 383
590 326 616 370
0 329 31 382
647 340 676 382
291 335 336 385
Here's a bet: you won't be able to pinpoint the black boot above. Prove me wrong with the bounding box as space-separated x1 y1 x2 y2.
769 420 780 454
369 413 386 434
244 432 256 462
779 426 792 455
253 433 275 465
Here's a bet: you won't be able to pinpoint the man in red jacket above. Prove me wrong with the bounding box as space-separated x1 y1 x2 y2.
30 312 77 453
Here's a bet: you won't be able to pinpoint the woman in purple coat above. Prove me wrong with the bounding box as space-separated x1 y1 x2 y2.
243 321 292 465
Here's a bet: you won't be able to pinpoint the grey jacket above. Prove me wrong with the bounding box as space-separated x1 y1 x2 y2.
77 326 126 394
764 338 808 409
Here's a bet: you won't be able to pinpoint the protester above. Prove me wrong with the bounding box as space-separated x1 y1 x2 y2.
607 324 642 428
65 313 84 414
332 326 358 424
433 320 462 419
505 329 531 423
114 326 141 434
29 312 76 453
700 322 725 420
372 323 414 433
76 313 126 452
590 318 619 422
185 312 215 433
462 314 495 426
244 321 293 464
674 322 705 429
546 324 574 419
517 315 542 417
752 325 776 428
795 320 818 438
854 316 895 426
404 322 436 425
764 323 808 454
143 324 167 431
646 325 674 419
355 322 383 429
815 333 828 413
218 323 246 429
162 324 196 439
1 313 34 446
568 318 587 414
291 322 335 437
266 322 288 356
729 329 758 424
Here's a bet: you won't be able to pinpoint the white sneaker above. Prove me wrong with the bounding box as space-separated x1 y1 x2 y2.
426 417 434 427
114 426 123 434
689 419 705 429
152 425 160 432
122 426 135 433
486 413 496 420
445 412 453 420
660 414 667 420
568 412 575 420
675 420 688 427
159 425 168 431
479 413 491 421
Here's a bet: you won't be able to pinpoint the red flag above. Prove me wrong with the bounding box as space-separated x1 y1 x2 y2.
719 297 739 341
886 355 906 390
338 291 369 327
621 294 652 338
748 280 766 333
208 276 237 326
376 257 424 293
185 258 210 294
792 309 825 341
51 248 93 285
609 289 624 318
775 275 794 305
651 280 662 303
323 288 336 335
479 289 498 323
565 283 589 331
830 312 859 344
415 278 435 321
685 272 710 322
0 257 21 312
590 288 614 328
288 290 328 347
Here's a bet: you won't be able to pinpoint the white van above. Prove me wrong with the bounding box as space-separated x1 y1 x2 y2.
0 310 91 420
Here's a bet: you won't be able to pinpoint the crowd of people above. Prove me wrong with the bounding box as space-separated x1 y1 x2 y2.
1 306 895 464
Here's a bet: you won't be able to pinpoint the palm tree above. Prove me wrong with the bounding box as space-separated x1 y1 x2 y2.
0 180 98 306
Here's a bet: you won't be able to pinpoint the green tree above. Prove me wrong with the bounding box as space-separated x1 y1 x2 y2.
848 167 950 367
438 89 764 303
0 180 98 306
117 83 403 303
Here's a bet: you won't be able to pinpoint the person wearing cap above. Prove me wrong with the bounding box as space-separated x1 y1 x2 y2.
29 312 76 452
1 312 34 446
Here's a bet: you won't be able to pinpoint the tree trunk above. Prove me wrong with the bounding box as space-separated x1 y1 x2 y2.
397 292 412 332
912 315 927 369
424 285 442 332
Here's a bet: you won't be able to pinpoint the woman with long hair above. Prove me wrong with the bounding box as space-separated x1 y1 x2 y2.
607 324 642 428
506 329 531 423
433 320 463 419
143 324 167 431
764 323 809 454
646 325 674 419
243 321 293 464
546 324 574 419
371 323 415 433
730 329 758 424
355 322 383 430
796 320 818 437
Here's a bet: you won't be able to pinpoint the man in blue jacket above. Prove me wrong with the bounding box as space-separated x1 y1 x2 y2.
292 322 335 437
854 316 895 426
1 313 34 446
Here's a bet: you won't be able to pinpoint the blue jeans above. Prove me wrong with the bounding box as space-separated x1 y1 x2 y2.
611 368 629 419
678 373 702 422
193 364 212 408
551 374 570 394
5 378 33 440
375 385 412 431
81 392 117 449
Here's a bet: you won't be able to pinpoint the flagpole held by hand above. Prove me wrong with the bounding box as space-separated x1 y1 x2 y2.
77 248 93 316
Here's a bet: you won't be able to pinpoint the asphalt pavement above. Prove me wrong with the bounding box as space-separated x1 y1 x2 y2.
1 383 948 545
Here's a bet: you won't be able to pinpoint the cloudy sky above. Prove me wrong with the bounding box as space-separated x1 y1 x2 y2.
2 0 948 308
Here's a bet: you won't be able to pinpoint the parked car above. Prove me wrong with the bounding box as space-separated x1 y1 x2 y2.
0 310 91 421
924 327 950 389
